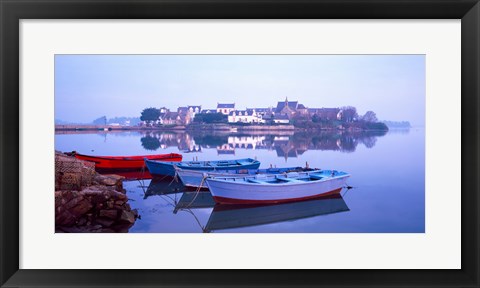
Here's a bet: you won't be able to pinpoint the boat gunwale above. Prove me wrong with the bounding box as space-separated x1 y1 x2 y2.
146 158 260 168
206 172 350 187
75 152 182 161
176 166 307 176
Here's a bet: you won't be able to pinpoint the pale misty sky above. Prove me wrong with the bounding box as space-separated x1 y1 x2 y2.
55 55 425 125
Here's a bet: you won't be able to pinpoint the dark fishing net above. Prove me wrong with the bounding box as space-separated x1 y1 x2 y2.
55 152 95 190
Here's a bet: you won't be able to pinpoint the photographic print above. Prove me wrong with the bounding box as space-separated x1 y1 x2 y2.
54 54 425 233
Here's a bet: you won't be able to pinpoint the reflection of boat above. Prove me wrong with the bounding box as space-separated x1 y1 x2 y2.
98 170 152 180
177 166 312 189
205 194 349 232
144 177 188 198
70 151 182 170
173 192 215 212
145 158 261 177
206 170 349 204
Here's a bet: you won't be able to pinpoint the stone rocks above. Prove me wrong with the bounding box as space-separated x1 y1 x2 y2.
55 191 94 226
94 217 115 227
55 152 140 233
99 209 118 219
93 174 125 191
119 210 136 224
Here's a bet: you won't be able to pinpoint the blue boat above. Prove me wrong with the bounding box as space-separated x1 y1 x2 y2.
145 158 261 177
177 166 315 188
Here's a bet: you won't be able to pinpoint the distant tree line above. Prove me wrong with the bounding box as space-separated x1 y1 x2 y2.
138 105 390 131
293 107 388 131
91 116 141 126
193 113 227 123
140 108 162 125
382 120 411 128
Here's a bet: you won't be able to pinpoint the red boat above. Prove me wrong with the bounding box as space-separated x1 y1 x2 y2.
70 151 182 170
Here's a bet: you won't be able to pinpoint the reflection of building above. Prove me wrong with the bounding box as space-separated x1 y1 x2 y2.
140 130 385 156
177 133 201 152
216 144 235 155
228 136 266 150
158 133 179 148
215 135 268 154
141 132 201 152
273 136 289 141
272 138 305 161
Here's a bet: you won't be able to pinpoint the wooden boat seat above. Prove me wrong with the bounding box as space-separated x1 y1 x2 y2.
247 179 267 184
275 177 303 183
309 174 324 180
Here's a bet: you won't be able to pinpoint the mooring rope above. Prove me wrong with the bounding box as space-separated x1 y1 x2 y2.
183 174 208 209
168 172 180 186
341 183 355 197
158 193 177 208
178 208 207 232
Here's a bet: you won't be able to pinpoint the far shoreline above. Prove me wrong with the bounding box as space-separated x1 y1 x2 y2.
55 124 391 133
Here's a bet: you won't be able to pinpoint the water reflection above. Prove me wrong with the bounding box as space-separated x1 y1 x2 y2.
205 194 350 233
143 177 351 233
137 130 387 159
174 192 216 212
140 135 161 151
144 177 188 198
56 127 424 233
387 128 411 135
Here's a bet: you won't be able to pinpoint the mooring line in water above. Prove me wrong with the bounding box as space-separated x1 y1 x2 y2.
183 175 207 209
169 165 184 187
179 208 206 232
158 193 177 208
137 165 150 198
138 165 146 188
152 171 173 183
168 172 180 186
341 184 355 197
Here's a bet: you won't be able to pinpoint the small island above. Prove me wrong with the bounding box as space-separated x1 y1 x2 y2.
55 98 395 132
136 97 388 132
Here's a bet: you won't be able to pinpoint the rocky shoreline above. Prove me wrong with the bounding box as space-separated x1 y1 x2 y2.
55 152 139 233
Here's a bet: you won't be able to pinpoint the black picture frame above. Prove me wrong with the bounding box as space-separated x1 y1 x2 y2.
1 0 479 287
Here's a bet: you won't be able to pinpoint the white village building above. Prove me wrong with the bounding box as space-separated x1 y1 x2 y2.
228 110 265 124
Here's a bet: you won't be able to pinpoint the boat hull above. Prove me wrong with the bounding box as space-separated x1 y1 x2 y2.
145 158 261 177
206 172 349 204
74 153 182 170
98 170 152 180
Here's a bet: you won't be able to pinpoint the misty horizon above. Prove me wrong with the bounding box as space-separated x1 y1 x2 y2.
55 55 425 126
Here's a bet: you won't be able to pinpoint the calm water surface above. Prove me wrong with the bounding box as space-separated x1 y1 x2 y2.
55 128 425 233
